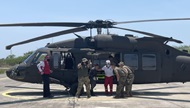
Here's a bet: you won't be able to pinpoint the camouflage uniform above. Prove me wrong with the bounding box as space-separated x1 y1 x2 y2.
114 67 127 98
75 62 91 98
124 66 134 97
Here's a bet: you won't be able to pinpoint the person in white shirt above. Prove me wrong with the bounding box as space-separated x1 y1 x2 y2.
101 60 114 95
37 55 53 98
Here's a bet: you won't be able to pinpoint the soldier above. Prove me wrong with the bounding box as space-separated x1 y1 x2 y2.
89 64 99 96
75 58 91 98
119 62 134 97
111 63 127 98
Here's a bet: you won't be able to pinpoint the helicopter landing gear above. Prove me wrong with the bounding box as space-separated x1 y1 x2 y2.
69 83 84 96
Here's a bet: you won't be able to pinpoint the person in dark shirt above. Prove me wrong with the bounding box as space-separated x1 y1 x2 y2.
89 64 99 96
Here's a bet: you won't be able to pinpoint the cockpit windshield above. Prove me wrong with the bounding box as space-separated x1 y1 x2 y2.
23 51 36 64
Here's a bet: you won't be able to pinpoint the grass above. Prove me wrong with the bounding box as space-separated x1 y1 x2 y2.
0 69 7 74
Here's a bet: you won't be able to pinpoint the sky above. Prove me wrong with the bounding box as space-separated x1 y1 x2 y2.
0 0 190 59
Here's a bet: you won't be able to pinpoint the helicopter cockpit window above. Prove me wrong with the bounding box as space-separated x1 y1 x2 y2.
32 52 47 63
124 54 138 70
142 54 156 70
24 51 36 64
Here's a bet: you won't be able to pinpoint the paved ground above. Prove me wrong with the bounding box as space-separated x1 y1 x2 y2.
0 73 190 108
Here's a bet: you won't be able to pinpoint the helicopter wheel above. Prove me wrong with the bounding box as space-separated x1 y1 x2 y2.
69 83 84 96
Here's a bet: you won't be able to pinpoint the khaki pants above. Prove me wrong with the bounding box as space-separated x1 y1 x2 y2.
116 76 127 97
76 76 91 96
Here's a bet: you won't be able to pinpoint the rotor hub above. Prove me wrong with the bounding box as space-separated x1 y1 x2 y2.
87 20 113 29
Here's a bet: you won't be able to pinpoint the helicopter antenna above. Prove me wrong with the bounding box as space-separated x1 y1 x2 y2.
10 49 12 55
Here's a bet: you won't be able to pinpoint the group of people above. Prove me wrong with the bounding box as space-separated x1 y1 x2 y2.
37 55 134 99
76 58 135 99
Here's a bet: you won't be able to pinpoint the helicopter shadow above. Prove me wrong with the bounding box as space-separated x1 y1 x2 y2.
5 85 61 91
1 85 190 105
131 85 190 103
0 89 74 106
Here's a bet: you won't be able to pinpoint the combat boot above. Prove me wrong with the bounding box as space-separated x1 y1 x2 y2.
75 95 80 98
87 95 91 98
113 95 120 99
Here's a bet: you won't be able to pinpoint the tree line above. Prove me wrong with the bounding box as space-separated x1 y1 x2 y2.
0 45 190 67
0 51 33 67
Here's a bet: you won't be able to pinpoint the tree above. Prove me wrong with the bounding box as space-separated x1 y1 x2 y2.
6 54 15 59
1 51 34 66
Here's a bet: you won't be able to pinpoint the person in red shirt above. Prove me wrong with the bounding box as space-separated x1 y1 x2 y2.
37 55 53 98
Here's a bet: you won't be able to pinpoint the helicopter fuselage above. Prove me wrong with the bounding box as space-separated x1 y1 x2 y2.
6 34 190 95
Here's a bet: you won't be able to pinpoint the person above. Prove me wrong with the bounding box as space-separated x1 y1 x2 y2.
37 55 53 98
75 58 91 98
119 62 134 97
101 60 114 95
89 64 99 96
112 63 127 98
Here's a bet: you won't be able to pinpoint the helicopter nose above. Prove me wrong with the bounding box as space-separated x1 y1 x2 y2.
6 69 12 78
5 67 17 80
6 65 25 80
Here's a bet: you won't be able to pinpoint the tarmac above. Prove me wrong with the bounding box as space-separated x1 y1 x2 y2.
0 73 190 108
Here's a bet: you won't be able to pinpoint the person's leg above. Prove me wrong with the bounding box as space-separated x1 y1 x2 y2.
115 81 123 98
109 76 113 95
104 76 109 95
75 77 84 97
115 77 125 98
129 77 134 97
84 77 91 98
42 75 46 97
90 79 96 96
42 75 50 97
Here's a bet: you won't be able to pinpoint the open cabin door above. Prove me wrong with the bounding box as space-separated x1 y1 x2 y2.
50 51 77 86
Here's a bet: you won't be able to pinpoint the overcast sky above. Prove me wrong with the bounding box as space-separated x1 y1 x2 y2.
1 0 190 59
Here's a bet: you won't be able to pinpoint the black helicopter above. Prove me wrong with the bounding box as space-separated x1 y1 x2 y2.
1 18 190 95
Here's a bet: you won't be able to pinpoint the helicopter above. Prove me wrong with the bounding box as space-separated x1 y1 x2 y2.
1 18 190 95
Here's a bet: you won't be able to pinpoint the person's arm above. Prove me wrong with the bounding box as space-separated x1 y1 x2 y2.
101 66 105 71
114 69 119 81
122 66 129 76
77 63 82 69
87 60 92 69
37 61 44 75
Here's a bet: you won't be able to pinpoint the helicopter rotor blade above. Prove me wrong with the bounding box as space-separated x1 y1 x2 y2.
0 22 89 27
1 18 190 28
112 26 183 43
6 26 87 50
115 18 190 24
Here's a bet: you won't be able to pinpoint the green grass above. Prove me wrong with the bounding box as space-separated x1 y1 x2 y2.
0 69 7 74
